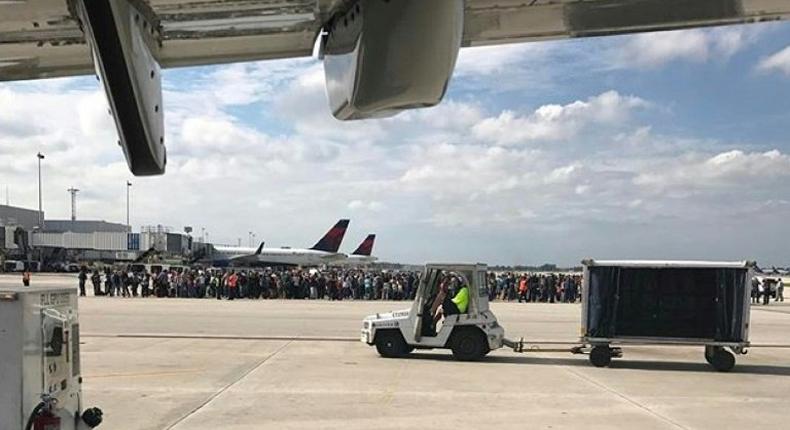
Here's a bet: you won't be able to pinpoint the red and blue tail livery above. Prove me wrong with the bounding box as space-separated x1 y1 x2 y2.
310 219 350 253
352 234 376 256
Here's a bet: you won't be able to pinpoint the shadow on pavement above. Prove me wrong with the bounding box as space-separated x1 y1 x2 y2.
407 352 790 376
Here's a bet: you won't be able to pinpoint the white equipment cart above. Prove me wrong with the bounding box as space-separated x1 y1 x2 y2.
0 286 103 430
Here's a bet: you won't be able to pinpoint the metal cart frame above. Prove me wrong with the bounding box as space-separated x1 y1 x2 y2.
579 259 754 371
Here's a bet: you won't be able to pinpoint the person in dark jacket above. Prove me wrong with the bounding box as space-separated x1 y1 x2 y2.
78 268 87 296
762 279 773 305
91 270 102 296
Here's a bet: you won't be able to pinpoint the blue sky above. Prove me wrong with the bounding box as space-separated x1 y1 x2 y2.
1 22 789 266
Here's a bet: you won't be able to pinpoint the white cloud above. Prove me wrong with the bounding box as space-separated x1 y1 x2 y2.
396 100 484 131
615 27 762 69
757 45 790 76
455 43 547 76
634 149 790 191
471 91 647 145
619 30 710 68
348 200 384 212
170 58 314 108
545 164 582 185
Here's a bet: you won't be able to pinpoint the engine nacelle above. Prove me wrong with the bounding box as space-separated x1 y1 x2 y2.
321 0 464 120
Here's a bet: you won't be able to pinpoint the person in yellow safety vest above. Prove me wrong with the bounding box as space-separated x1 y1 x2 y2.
433 276 470 323
451 281 470 313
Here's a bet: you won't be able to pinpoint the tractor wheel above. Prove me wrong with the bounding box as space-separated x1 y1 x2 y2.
709 348 736 372
449 327 489 361
375 330 410 358
589 345 612 368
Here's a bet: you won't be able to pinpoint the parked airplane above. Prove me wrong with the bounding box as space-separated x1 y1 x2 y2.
340 234 378 265
210 242 266 266
3 1 787 176
209 220 350 267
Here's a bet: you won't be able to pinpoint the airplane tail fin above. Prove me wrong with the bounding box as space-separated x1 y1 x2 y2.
310 219 350 253
352 234 376 256
255 242 265 254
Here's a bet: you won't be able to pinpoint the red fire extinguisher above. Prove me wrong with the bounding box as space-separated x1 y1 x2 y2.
31 409 60 430
25 399 61 430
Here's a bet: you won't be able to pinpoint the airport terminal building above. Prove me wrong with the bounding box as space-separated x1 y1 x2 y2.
1 204 192 270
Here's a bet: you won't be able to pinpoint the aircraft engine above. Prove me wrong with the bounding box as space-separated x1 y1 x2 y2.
321 0 464 120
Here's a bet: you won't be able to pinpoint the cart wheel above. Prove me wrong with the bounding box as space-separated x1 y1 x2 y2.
449 327 489 361
709 348 735 372
589 345 612 368
375 330 409 358
704 346 716 365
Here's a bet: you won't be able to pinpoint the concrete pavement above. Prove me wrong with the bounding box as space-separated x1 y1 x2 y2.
2 274 789 429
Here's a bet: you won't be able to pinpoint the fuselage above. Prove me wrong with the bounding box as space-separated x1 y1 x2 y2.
212 245 347 267
342 255 378 265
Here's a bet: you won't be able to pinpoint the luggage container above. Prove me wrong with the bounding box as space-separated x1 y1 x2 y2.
581 259 754 371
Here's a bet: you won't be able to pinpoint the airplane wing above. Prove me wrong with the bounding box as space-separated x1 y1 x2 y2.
2 0 789 176
4 0 788 82
227 241 265 262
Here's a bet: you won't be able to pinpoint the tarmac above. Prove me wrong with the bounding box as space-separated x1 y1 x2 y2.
2 273 790 429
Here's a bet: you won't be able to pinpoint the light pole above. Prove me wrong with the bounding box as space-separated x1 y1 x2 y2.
67 187 79 221
37 152 45 228
126 181 132 230
201 227 206 243
248 231 253 247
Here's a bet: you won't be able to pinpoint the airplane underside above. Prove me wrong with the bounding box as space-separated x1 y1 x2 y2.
2 0 789 175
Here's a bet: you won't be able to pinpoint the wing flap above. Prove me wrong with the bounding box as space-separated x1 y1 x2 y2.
3 0 790 82
462 0 790 47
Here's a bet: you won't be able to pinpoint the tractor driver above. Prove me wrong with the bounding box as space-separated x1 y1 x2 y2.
432 275 470 323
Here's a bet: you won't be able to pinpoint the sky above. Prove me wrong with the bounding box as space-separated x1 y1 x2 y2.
1 22 790 266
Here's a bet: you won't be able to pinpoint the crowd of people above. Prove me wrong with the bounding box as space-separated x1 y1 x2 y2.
751 277 785 305
78 266 421 301
66 266 790 306
75 266 584 303
489 272 582 303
